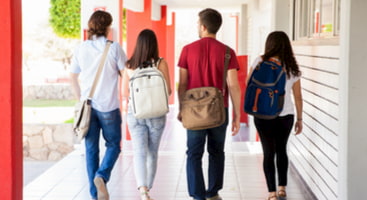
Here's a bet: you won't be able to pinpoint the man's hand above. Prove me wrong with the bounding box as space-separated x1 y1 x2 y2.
231 117 240 136
294 120 303 135
177 112 182 122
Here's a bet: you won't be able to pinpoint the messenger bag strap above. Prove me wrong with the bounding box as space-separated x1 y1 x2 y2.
222 46 231 92
88 40 112 99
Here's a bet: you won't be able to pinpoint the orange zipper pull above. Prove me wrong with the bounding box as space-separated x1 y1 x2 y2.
252 88 262 112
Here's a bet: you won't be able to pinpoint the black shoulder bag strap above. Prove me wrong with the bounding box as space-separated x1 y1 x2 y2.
222 46 231 92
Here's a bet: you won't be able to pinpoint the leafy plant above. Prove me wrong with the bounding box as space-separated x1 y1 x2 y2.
64 117 74 124
122 8 127 41
49 0 81 39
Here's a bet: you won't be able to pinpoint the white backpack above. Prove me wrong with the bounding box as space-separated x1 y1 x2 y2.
129 58 169 119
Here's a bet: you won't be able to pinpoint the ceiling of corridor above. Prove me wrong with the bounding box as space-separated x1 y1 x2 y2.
155 0 250 9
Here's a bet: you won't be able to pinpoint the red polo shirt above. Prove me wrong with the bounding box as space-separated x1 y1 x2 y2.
178 37 240 107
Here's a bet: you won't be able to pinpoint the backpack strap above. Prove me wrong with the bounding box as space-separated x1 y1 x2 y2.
138 58 162 69
88 40 112 99
153 57 163 69
222 46 231 92
269 57 282 66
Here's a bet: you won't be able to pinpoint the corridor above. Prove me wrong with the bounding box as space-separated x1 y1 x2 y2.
24 107 314 200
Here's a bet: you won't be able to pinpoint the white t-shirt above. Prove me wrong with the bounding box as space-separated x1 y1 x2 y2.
70 36 127 112
250 56 301 116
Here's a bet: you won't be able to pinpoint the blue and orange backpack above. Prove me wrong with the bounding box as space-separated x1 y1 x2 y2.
244 58 286 119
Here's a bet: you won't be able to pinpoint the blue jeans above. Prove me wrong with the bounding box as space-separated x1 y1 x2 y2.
127 107 166 189
186 109 229 200
85 108 122 199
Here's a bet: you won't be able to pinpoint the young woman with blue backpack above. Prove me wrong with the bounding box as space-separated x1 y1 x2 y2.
246 31 303 200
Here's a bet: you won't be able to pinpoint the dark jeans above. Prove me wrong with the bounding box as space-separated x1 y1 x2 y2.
254 115 294 192
186 109 229 200
85 108 122 199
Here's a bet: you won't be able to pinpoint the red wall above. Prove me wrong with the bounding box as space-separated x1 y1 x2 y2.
126 1 152 57
124 0 176 140
237 55 248 124
165 12 175 104
152 6 167 64
0 0 23 199
126 0 175 104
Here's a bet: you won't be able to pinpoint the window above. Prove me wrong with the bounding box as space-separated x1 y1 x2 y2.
334 0 340 35
294 0 340 40
295 0 311 39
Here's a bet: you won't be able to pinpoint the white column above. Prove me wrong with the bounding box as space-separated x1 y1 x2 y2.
339 0 367 199
271 0 291 34
151 0 161 21
238 4 248 55
123 0 144 12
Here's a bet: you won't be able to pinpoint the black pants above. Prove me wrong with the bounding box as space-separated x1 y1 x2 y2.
254 115 294 192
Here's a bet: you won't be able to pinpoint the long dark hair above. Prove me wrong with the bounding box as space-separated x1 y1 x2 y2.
87 10 112 40
127 29 159 69
262 31 301 77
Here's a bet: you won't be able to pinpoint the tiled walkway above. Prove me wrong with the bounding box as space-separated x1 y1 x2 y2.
24 108 312 200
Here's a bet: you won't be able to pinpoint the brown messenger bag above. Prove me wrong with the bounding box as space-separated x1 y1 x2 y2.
180 46 231 130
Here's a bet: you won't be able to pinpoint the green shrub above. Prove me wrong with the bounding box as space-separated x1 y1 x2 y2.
49 0 81 39
64 117 74 124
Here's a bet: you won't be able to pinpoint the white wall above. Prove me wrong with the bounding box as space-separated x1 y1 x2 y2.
284 0 367 199
123 0 144 12
339 0 367 199
174 9 240 64
271 0 291 35
265 0 345 199
246 0 272 68
290 45 340 200
237 4 248 55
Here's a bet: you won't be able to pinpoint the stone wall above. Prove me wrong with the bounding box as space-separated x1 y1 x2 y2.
23 124 76 161
23 84 74 100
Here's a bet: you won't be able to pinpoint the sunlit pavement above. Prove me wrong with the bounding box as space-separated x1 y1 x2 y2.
24 107 312 200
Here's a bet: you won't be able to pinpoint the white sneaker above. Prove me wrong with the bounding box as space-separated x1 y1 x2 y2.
94 177 109 200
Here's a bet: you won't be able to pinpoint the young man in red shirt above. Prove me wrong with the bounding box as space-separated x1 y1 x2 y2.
177 8 241 200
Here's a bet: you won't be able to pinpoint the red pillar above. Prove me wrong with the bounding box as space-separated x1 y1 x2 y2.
152 6 167 64
237 55 248 124
125 0 152 141
126 0 152 57
0 0 23 199
151 6 176 104
166 12 176 104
